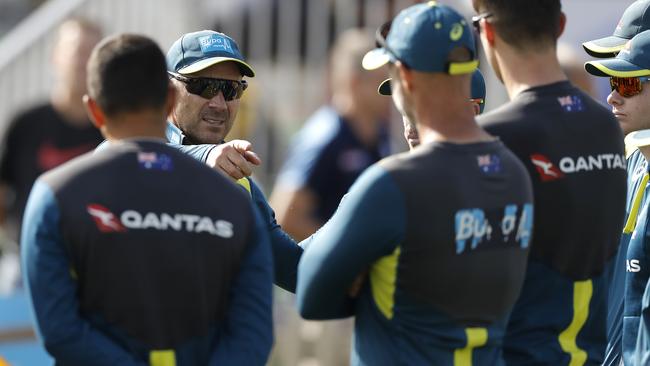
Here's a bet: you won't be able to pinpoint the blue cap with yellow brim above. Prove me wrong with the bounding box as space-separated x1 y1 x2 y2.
585 30 650 77
583 0 650 58
361 1 478 75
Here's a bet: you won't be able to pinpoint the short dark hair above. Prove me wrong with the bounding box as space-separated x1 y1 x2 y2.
473 0 562 50
86 34 168 117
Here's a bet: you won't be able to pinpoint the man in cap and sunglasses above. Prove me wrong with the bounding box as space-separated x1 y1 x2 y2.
586 29 650 366
582 2 650 364
296 3 533 365
165 30 302 293
472 0 627 364
377 68 486 150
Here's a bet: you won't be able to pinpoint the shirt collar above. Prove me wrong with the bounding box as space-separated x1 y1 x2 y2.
166 121 186 145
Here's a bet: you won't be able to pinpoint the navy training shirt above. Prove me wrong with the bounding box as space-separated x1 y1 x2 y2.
21 140 273 365
297 139 533 365
479 81 627 365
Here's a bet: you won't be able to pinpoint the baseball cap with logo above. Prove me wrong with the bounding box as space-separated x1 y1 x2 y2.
362 1 478 75
377 69 487 112
166 30 255 77
583 0 650 58
585 30 650 77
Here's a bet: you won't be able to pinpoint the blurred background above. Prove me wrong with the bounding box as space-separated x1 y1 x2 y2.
0 0 631 365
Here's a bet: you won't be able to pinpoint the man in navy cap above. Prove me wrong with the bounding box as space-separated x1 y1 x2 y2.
165 30 302 292
377 69 486 149
583 3 650 364
473 0 627 364
585 30 650 366
296 3 533 365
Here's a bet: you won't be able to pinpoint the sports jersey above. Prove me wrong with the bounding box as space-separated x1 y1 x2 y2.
634 276 650 365
297 140 534 365
276 106 390 223
165 122 302 292
0 104 103 241
479 81 627 365
21 140 273 365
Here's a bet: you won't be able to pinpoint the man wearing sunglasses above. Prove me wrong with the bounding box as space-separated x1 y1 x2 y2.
376 68 486 150
297 3 533 365
585 29 650 366
472 0 627 364
164 30 302 293
582 3 650 364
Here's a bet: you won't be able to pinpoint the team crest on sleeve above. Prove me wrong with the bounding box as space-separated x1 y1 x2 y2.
477 154 501 174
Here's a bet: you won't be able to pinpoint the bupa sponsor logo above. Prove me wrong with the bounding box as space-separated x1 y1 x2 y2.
198 34 233 54
86 204 234 238
530 153 625 181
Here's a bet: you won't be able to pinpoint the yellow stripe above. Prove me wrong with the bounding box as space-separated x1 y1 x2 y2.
558 280 593 366
454 327 488 366
449 60 479 75
0 356 11 366
236 177 252 196
623 172 649 234
582 41 624 54
149 350 176 366
370 247 400 319
586 61 650 78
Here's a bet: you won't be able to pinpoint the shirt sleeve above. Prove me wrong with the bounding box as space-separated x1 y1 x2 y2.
21 180 145 366
296 164 406 319
636 278 650 366
168 144 216 163
209 204 274 365
249 180 303 293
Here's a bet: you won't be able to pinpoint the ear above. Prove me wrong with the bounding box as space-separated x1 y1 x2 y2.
83 95 105 129
395 61 414 93
557 12 567 38
483 19 496 46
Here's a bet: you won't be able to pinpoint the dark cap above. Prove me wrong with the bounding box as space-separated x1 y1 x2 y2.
585 30 650 77
166 30 255 77
583 0 650 58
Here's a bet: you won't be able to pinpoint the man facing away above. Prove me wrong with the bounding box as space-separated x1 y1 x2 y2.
21 34 273 366
473 0 627 364
296 3 534 365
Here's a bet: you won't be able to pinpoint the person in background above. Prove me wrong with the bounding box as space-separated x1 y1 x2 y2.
0 18 104 243
270 29 391 242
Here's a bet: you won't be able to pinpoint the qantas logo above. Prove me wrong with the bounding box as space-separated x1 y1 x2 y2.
530 154 564 181
86 204 234 238
87 204 126 232
530 153 625 181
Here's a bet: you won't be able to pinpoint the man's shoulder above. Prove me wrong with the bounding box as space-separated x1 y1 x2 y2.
6 103 57 131
292 106 343 152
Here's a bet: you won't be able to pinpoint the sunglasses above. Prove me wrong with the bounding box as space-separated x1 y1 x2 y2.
375 21 406 66
610 76 650 98
168 72 248 101
471 12 493 35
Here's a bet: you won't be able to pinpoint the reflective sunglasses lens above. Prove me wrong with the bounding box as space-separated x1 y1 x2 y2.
611 77 642 98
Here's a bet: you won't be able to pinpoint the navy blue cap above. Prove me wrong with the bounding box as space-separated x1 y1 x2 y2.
585 30 650 77
583 0 650 58
377 69 486 112
166 30 255 77
362 1 478 75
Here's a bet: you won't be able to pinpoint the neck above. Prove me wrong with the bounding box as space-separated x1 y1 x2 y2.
51 86 90 126
414 98 492 145
332 93 381 146
103 112 167 141
497 44 567 99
